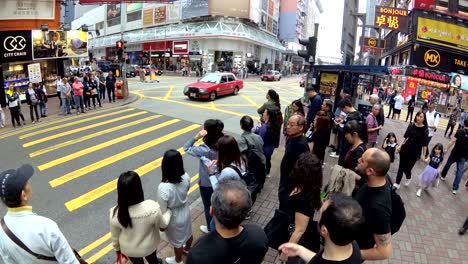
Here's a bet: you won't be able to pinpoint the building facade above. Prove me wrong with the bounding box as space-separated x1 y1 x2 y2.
72 1 284 74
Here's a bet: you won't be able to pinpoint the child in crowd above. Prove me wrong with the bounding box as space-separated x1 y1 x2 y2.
382 132 398 162
416 143 444 197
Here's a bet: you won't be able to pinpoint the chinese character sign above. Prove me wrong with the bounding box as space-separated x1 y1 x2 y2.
374 6 409 33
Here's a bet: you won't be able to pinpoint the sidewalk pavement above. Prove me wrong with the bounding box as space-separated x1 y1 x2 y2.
157 117 467 264
0 93 140 134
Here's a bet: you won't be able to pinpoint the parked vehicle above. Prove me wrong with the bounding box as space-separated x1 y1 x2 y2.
261 70 282 81
126 65 137 78
183 72 243 101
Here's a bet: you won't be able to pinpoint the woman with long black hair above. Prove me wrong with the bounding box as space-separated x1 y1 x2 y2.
257 106 283 177
158 150 193 264
394 111 429 189
110 171 170 264
257 89 281 118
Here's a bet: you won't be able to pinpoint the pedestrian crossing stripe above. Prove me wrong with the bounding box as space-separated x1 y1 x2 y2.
29 115 162 157
23 111 148 148
0 107 122 140
48 123 200 188
19 108 135 139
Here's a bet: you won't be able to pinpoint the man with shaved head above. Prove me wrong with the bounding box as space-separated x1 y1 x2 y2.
187 179 268 264
278 114 310 211
354 148 393 261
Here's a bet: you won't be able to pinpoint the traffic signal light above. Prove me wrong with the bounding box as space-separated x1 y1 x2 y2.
297 37 317 64
116 40 124 58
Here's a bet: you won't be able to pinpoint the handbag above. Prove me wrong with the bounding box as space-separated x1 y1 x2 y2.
1 218 88 263
117 252 132 264
263 209 294 250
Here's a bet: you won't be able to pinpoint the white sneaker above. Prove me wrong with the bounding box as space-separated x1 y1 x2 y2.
452 190 457 195
404 179 412 186
266 174 271 178
416 188 422 197
393 183 400 189
329 152 339 158
199 225 209 234
165 256 183 264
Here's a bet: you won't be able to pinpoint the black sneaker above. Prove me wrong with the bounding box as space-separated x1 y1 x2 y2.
459 227 466 235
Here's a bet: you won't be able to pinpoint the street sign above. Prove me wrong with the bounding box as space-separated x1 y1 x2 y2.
361 37 386 49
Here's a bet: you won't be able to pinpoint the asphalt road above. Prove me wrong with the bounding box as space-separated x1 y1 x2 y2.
0 74 305 264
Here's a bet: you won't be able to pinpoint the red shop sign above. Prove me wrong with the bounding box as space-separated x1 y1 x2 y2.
410 68 449 83
173 40 189 55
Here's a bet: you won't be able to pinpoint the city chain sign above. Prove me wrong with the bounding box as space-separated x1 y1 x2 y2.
0 30 33 63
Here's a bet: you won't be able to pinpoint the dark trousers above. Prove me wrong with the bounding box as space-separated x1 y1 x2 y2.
463 217 468 230
445 123 455 137
387 104 394 118
29 103 40 122
265 154 272 175
9 106 21 127
128 250 159 264
84 93 90 108
99 87 106 100
91 94 101 107
424 136 432 158
406 108 414 122
199 186 213 230
396 151 418 184
278 175 291 212
107 87 115 102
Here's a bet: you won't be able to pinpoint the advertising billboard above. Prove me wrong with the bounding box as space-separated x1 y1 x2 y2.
181 0 208 20
210 1 249 19
451 73 468 91
32 30 88 59
417 17 468 53
412 46 468 74
320 73 339 97
154 5 167 24
0 0 55 20
107 3 121 27
374 6 409 33
0 30 33 63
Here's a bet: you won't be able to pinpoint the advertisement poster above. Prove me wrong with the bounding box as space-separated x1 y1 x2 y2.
32 30 88 59
261 0 267 11
268 0 274 16
405 78 418 102
107 3 121 27
267 17 273 32
249 0 261 24
0 0 55 20
461 93 468 109
143 8 154 26
27 63 42 83
417 17 467 53
272 19 278 35
451 73 468 91
154 5 167 24
166 1 181 22
181 0 208 20
320 73 338 97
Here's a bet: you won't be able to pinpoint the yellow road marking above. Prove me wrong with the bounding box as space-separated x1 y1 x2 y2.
78 172 200 261
240 94 261 108
19 108 135 139
164 85 175 99
209 101 216 109
23 112 147 148
40 118 178 172
246 83 292 104
0 107 119 140
134 92 260 121
188 183 199 194
85 243 113 264
214 103 252 107
29 115 162 157
78 232 112 256
46 120 190 186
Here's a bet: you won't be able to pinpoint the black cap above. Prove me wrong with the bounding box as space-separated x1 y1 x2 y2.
0 164 34 203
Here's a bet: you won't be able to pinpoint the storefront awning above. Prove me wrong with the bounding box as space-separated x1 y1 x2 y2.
89 20 285 51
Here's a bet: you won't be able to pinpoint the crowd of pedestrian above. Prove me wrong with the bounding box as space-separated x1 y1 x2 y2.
1 84 467 264
1 70 119 129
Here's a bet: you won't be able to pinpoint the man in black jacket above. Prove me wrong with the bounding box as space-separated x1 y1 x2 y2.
105 71 116 103
278 114 310 211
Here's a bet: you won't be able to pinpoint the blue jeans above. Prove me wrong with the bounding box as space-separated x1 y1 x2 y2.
40 101 47 116
61 98 70 114
441 154 466 191
199 186 213 231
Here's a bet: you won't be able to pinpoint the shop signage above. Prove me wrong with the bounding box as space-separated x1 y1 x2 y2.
361 37 386 49
319 73 338 97
450 73 468 91
0 0 55 20
0 30 32 63
374 6 409 33
417 17 468 53
407 66 450 84
412 46 468 75
173 40 189 54
388 67 406 75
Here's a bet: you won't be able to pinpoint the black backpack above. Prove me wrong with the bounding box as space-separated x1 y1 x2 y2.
387 176 406 234
228 164 258 203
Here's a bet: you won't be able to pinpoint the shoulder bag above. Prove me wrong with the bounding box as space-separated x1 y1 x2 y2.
1 218 88 263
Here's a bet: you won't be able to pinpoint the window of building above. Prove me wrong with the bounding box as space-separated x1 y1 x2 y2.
96 21 104 30
107 17 120 27
127 11 142 22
